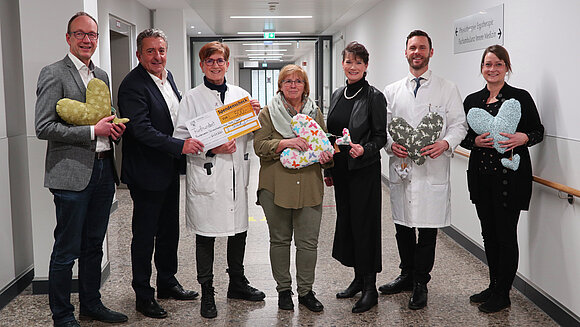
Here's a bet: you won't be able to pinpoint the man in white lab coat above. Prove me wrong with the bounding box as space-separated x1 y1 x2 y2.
379 30 467 310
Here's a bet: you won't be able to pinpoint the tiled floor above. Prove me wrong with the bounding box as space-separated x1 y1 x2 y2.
0 151 558 326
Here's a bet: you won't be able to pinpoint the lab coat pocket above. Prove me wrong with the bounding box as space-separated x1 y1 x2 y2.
425 156 449 185
242 153 251 188
432 105 447 139
389 160 411 183
187 156 216 194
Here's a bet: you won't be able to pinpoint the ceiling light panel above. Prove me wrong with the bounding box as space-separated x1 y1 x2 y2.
245 49 288 52
230 16 312 19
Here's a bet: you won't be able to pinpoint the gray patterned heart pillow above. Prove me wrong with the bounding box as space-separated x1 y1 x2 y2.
388 112 444 165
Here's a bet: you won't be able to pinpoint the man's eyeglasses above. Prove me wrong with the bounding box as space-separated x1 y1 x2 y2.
282 79 304 86
204 58 227 66
69 31 99 41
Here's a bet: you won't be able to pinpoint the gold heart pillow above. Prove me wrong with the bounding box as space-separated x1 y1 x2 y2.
56 78 129 125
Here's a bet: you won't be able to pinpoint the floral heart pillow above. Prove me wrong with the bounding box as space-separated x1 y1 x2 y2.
467 98 521 170
388 112 443 165
56 78 129 125
280 114 334 169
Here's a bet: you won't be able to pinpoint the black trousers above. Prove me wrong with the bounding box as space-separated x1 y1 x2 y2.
196 231 247 284
475 175 521 296
394 224 438 284
129 178 180 300
331 153 382 274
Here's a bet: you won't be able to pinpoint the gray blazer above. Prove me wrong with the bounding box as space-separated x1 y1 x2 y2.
35 55 116 191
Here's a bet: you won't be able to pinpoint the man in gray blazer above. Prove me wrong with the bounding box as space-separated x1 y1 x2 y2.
35 12 127 327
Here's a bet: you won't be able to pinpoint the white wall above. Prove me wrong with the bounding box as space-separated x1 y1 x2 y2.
344 0 580 317
295 49 316 101
154 9 189 94
98 0 151 83
0 2 16 291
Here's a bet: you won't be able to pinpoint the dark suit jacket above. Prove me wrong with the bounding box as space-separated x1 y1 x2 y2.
118 63 185 191
35 55 118 191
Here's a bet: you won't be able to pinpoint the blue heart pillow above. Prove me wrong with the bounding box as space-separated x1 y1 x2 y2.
467 98 522 170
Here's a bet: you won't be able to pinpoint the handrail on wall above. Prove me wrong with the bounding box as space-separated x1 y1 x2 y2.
454 148 579 204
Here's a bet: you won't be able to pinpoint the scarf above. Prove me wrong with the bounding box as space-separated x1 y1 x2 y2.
268 93 317 138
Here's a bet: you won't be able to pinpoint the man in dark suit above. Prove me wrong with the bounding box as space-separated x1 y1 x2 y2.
118 28 204 319
35 12 128 327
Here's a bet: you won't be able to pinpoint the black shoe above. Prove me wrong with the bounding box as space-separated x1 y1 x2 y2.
227 274 265 301
478 294 511 313
298 291 324 312
378 274 413 295
200 280 217 319
470 287 493 303
136 298 168 319
278 290 294 310
79 303 128 323
54 320 81 327
352 274 378 313
336 275 363 299
408 283 428 310
158 284 199 300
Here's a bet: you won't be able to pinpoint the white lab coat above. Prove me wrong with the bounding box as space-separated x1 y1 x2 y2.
173 83 252 237
384 71 467 228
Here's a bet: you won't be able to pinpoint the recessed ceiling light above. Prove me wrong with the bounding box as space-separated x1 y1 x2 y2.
190 26 195 29
197 31 201 34
245 49 288 52
237 31 300 35
247 54 284 57
230 16 312 19
242 42 292 46
249 58 283 61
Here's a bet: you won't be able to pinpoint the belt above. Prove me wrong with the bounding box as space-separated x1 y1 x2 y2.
95 150 112 159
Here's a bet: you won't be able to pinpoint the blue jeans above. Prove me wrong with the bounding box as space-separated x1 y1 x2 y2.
48 158 115 325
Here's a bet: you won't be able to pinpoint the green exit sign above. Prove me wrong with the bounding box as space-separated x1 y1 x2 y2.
263 32 275 39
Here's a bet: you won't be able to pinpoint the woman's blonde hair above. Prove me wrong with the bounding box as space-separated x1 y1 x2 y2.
277 64 310 99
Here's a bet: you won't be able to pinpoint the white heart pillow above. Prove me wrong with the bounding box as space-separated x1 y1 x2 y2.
280 114 334 169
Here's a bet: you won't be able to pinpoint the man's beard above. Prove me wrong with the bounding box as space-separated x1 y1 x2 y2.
407 55 429 70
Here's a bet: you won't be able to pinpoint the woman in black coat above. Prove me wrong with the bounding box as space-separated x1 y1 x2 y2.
461 45 544 313
325 41 387 313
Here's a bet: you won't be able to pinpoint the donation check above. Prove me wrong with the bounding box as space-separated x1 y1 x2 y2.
185 97 261 150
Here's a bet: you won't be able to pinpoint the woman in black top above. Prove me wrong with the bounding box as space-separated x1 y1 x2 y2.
461 45 544 313
326 41 387 313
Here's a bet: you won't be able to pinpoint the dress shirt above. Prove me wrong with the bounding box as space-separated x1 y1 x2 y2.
67 53 110 152
148 69 180 125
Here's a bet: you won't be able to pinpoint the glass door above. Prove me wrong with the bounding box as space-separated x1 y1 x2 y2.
250 69 280 107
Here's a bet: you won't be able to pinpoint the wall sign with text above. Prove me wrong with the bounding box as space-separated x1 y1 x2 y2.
454 4 504 54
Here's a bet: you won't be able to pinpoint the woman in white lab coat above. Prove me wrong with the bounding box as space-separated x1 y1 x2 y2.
173 41 264 319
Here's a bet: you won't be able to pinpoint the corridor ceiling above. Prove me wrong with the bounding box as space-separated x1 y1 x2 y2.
135 0 383 37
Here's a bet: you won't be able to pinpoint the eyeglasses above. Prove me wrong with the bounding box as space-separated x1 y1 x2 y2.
69 31 99 41
204 58 227 66
282 79 304 86
482 62 505 69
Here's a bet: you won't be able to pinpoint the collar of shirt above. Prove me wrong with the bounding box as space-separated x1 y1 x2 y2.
147 69 168 86
68 52 94 87
148 69 180 125
407 69 432 88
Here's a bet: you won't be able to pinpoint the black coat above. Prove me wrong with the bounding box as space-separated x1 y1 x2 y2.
118 64 185 191
327 85 387 172
461 83 544 210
